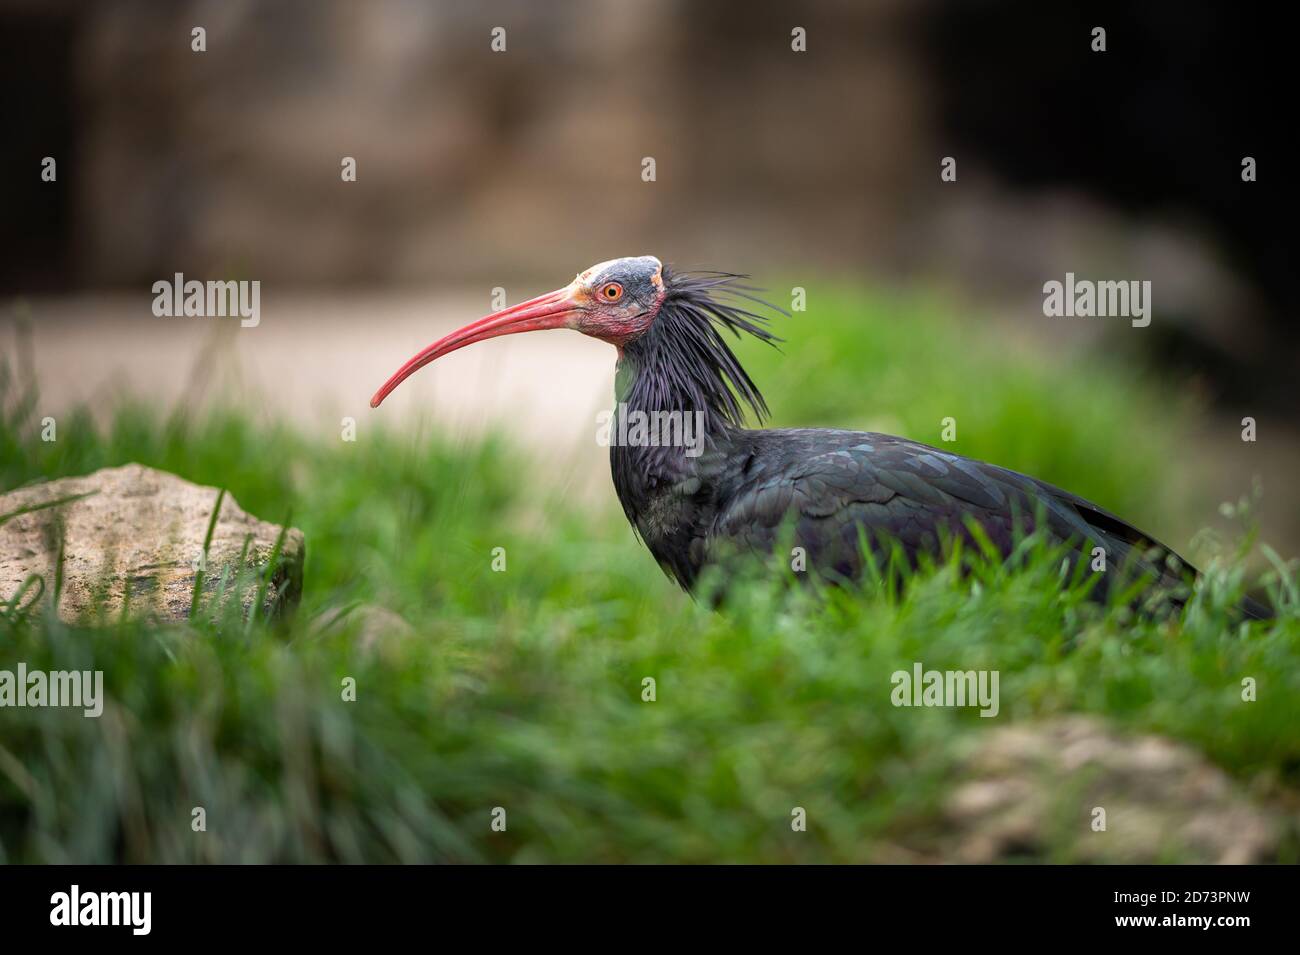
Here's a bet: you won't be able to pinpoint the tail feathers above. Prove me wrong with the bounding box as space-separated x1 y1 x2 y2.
1060 492 1275 623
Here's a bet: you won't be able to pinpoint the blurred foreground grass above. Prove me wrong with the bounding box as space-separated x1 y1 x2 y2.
1 287 1297 863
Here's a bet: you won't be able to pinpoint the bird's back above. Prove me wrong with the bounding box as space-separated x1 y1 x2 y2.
634 426 1197 606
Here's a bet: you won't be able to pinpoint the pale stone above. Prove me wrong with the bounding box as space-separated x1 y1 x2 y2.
0 464 304 622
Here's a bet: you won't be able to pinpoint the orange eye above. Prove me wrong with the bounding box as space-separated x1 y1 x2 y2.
599 282 623 302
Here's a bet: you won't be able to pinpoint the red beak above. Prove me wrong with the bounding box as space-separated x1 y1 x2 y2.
370 285 580 408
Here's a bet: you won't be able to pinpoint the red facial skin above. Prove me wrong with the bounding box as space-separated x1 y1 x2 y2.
576 266 665 348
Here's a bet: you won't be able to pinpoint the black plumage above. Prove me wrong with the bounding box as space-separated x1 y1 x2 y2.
612 267 1267 618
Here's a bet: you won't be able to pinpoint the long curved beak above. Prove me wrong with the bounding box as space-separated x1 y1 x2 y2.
370 285 581 408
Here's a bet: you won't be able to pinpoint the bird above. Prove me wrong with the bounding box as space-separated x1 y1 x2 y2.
371 255 1270 619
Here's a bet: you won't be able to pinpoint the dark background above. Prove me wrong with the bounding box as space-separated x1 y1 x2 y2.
0 0 1291 407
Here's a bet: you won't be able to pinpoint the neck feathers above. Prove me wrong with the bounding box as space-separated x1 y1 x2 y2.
618 269 783 435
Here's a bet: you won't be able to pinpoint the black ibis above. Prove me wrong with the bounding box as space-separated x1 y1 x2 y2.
371 256 1270 618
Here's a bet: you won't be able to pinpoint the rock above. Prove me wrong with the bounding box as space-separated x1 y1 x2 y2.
943 716 1281 863
0 464 304 622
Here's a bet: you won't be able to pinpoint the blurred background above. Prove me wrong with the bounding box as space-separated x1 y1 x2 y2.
1 0 1294 550
2 0 1298 867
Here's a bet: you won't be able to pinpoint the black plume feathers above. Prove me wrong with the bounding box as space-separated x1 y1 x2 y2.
621 267 785 431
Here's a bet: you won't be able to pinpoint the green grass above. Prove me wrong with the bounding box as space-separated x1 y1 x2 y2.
1 287 1297 863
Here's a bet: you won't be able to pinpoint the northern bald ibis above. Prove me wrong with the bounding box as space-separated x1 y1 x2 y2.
371 256 1270 618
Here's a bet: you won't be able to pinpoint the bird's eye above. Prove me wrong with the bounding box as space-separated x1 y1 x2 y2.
600 282 623 302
